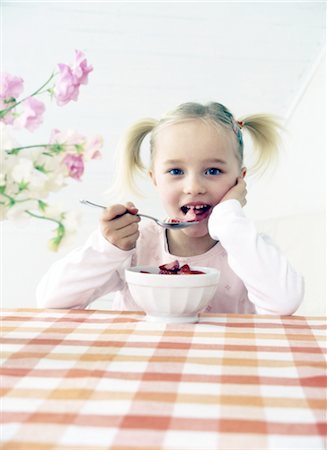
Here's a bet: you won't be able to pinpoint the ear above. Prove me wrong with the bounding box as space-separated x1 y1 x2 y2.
148 170 157 187
240 167 247 178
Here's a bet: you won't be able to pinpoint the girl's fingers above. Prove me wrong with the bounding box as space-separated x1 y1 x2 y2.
100 202 140 250
113 221 140 239
106 223 140 250
102 204 128 221
102 203 139 222
114 213 140 232
125 202 139 214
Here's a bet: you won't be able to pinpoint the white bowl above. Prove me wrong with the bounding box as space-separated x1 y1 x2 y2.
125 265 220 323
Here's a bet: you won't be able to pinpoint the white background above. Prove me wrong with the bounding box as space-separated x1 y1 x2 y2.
2 2 326 315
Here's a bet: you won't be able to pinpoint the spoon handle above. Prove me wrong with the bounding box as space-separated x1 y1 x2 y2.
80 200 156 222
80 199 105 209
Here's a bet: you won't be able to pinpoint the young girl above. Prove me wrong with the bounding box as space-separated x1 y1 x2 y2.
36 102 304 314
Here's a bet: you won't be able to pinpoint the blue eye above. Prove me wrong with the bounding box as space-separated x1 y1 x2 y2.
169 168 183 176
205 168 222 176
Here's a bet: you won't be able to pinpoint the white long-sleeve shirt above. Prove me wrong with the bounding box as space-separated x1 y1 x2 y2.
36 200 304 314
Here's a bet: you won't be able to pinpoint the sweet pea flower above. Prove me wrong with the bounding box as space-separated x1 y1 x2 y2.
55 209 82 250
1 51 103 251
63 153 84 180
17 97 45 132
0 107 16 125
54 50 93 106
85 135 103 159
10 157 34 183
49 128 86 151
72 50 93 85
11 156 48 192
54 63 80 106
62 209 82 233
44 171 66 192
0 122 18 152
0 73 24 125
41 202 65 222
5 200 37 224
0 73 24 100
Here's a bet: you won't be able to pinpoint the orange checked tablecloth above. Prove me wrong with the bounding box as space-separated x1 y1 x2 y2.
1 309 326 450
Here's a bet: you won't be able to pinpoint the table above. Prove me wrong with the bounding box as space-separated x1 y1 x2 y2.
1 309 326 450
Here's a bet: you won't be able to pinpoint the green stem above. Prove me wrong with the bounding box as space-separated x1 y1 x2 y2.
0 191 13 200
6 142 68 156
25 210 62 226
27 72 56 99
25 210 66 251
0 192 43 206
0 191 16 206
6 144 51 155
0 72 56 116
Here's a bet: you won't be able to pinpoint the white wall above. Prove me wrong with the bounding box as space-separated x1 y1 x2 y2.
246 54 326 316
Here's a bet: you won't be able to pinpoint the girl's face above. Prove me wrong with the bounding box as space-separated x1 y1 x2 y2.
149 119 244 240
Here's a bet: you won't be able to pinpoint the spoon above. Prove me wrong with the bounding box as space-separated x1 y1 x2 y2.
80 199 199 229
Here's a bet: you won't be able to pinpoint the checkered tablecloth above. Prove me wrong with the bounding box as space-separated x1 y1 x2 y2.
1 309 326 450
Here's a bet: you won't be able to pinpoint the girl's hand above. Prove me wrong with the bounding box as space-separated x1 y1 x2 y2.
220 177 247 207
100 202 141 250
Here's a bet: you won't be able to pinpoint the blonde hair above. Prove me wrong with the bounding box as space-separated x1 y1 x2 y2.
110 102 282 197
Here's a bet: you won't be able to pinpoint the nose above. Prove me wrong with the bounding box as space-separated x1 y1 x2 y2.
183 174 206 195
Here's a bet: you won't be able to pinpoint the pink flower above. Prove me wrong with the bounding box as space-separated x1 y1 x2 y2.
0 73 24 100
18 97 45 132
49 128 86 149
54 64 80 106
72 50 93 85
0 73 24 124
85 135 103 159
0 103 15 125
54 50 93 107
62 154 84 180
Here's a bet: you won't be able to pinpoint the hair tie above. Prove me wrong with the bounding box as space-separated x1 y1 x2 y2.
231 118 244 147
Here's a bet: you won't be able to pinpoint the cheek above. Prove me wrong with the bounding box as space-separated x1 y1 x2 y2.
211 177 237 203
159 185 178 206
153 178 177 204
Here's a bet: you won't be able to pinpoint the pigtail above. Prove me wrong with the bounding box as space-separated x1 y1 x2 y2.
109 118 157 198
238 114 283 174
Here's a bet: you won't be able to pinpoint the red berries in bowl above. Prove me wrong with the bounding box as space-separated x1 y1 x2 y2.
141 260 205 275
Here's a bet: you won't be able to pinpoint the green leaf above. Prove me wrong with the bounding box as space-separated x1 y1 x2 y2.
38 200 48 212
34 164 48 174
48 223 66 252
18 181 29 192
4 97 16 104
50 144 65 154
6 147 20 155
75 144 84 153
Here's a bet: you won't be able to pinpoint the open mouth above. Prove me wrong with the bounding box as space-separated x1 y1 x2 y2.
181 204 212 221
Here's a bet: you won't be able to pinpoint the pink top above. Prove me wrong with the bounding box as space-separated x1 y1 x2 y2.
36 200 304 314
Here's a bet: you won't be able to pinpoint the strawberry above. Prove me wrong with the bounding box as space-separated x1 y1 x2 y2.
138 260 205 275
184 270 205 275
179 264 191 273
159 260 180 273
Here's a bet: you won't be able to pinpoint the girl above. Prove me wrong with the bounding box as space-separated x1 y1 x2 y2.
36 102 304 314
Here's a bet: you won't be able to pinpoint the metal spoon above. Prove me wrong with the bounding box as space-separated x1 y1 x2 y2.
80 199 199 229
